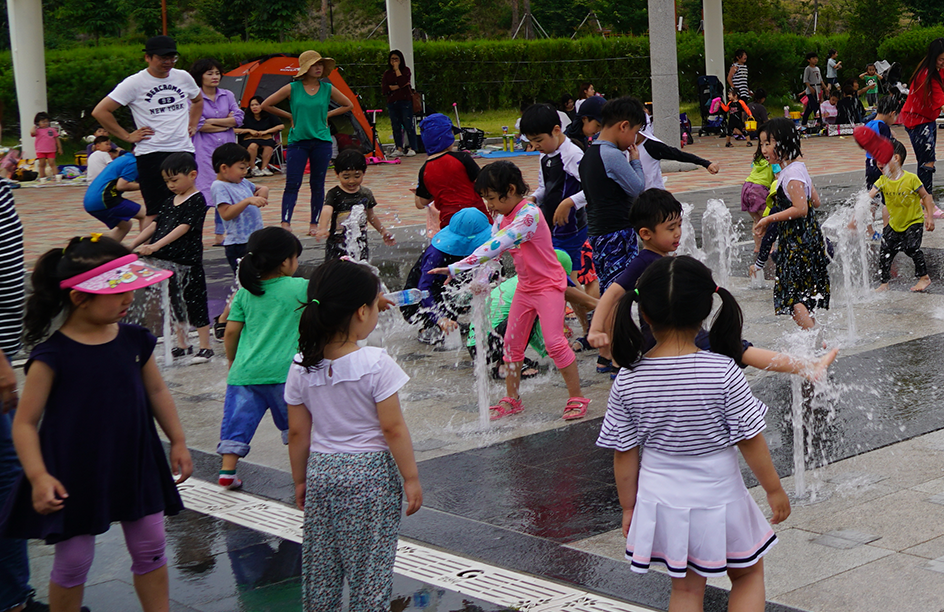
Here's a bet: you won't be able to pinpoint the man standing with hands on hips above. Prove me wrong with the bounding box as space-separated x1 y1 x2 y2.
93 36 203 227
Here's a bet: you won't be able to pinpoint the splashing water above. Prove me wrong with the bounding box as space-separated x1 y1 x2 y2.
161 281 172 366
701 199 738 288
821 189 874 341
676 202 705 261
470 266 495 428
342 204 367 262
779 330 837 502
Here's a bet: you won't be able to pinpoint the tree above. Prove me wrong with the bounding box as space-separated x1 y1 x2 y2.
592 0 647 35
412 0 474 38
904 0 944 25
56 0 128 40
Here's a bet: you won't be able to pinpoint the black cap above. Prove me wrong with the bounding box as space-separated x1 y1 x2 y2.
576 96 606 123
144 36 177 56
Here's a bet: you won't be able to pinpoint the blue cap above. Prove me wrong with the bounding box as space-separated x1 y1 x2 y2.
420 113 459 155
576 96 606 123
432 208 492 257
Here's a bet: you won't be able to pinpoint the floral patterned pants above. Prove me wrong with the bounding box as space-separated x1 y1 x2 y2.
302 451 402 612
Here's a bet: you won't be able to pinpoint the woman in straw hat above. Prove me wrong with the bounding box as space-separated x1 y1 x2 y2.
262 50 353 235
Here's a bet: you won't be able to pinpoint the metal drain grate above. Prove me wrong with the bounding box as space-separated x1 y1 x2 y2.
180 479 655 611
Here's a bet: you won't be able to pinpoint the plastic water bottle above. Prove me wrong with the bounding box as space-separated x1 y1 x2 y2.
385 288 429 306
784 106 791 118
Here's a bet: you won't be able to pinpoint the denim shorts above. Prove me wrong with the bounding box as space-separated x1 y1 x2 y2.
217 384 289 457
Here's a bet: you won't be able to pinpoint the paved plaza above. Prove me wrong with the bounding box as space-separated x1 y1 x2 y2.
15 128 944 611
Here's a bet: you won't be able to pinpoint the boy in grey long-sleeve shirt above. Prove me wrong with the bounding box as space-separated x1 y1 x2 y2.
802 52 823 127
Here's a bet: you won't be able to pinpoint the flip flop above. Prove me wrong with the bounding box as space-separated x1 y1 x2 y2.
563 396 591 421
489 396 524 421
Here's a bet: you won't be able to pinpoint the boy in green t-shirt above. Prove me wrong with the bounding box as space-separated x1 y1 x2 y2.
870 140 935 292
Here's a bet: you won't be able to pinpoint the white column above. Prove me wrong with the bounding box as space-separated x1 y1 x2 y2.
703 0 725 86
647 0 680 146
386 0 415 87
6 0 47 158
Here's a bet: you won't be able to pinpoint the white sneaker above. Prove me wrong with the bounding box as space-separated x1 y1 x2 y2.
251 168 263 177
405 149 417 157
390 149 403 157
261 168 273 176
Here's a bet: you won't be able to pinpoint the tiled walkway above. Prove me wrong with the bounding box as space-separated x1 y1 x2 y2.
15 125 938 265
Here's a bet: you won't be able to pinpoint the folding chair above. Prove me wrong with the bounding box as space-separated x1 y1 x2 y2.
266 131 285 174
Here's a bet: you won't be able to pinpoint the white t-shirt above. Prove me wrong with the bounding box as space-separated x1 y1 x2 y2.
86 150 112 181
107 68 200 156
284 347 410 454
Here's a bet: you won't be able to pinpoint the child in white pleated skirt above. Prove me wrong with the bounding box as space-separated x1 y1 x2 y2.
597 255 790 611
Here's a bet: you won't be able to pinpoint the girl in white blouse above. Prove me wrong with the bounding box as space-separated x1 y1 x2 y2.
597 255 789 612
285 258 422 611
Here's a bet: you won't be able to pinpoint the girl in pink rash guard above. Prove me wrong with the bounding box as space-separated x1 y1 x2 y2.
430 161 590 422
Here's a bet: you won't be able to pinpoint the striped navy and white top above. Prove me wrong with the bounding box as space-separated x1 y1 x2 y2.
0 179 24 358
596 352 768 456
731 63 749 98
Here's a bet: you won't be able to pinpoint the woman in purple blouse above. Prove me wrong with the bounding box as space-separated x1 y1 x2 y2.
189 58 244 246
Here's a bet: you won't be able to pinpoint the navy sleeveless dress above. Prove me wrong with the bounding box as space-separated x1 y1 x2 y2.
1 324 183 544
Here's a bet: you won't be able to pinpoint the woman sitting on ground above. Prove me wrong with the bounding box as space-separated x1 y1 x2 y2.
235 95 285 176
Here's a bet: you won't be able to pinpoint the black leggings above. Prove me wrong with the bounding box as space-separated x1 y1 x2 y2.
801 95 820 126
167 262 210 328
880 223 927 283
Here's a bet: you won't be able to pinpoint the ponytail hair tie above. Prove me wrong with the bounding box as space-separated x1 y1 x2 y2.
715 286 720 293
634 288 639 296
309 298 320 306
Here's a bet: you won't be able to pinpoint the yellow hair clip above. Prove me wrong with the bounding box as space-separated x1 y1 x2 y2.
90 233 103 243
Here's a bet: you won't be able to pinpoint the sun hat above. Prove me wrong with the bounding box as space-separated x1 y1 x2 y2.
296 50 336 78
432 208 493 257
554 249 573 275
576 96 606 123
420 114 461 155
60 254 173 294
144 36 177 56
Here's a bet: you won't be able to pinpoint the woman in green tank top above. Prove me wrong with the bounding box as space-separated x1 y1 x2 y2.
262 50 353 235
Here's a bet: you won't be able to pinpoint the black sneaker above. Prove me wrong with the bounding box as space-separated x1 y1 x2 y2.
191 348 214 365
22 591 90 612
213 316 226 341
171 345 193 360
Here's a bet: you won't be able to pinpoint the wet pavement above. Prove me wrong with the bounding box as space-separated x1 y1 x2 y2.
15 128 944 611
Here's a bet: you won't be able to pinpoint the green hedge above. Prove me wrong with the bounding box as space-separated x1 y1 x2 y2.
0 28 939 140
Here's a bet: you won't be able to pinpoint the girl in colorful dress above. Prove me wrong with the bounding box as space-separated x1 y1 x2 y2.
752 118 830 329
598 255 789 612
430 161 590 421
286 258 421 612
4 235 192 611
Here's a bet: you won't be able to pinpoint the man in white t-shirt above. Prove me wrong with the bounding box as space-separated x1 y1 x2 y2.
92 35 203 224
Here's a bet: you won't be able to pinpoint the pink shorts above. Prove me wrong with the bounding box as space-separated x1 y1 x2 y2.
35 151 56 159
740 181 769 214
503 286 575 369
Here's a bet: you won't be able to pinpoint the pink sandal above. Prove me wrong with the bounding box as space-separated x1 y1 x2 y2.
489 396 524 421
563 396 591 421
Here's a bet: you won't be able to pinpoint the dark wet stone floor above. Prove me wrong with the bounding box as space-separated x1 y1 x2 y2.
28 509 511 612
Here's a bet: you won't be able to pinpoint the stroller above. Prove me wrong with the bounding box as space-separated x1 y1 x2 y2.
874 60 908 110
697 75 725 136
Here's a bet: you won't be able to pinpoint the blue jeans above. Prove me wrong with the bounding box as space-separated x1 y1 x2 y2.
282 139 333 226
387 100 418 152
0 411 31 610
906 122 937 192
217 384 289 457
